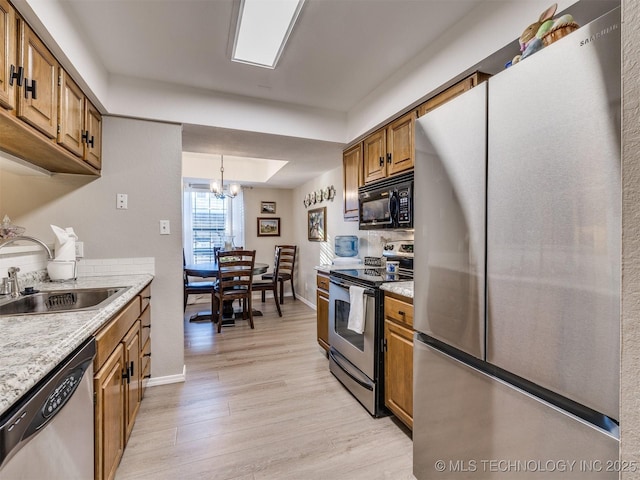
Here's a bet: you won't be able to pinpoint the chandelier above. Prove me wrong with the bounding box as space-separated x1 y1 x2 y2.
210 156 240 199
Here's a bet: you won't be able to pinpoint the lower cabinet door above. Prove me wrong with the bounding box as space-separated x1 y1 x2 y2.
94 343 125 480
316 289 329 351
384 319 414 429
123 321 141 442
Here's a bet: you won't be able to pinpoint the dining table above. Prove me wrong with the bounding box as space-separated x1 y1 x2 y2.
184 261 269 324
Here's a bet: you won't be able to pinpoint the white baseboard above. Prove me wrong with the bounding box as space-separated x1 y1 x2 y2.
257 291 315 310
297 295 315 310
146 364 186 387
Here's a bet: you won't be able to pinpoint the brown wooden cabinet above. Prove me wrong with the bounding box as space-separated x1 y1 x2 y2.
58 69 102 169
383 292 414 429
94 343 126 480
94 282 152 480
417 71 490 118
363 128 386 184
17 18 59 139
316 272 330 352
0 0 16 111
122 321 141 442
84 99 102 169
343 143 362 221
0 5 101 175
363 111 415 184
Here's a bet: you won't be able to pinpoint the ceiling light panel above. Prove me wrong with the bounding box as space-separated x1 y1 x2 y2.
232 0 305 69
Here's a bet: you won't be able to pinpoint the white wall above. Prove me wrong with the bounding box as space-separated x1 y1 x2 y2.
0 117 185 380
108 76 347 144
348 0 581 140
242 186 295 297
291 164 414 307
621 0 640 475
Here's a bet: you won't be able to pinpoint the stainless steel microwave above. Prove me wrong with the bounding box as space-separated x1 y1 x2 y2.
358 172 413 230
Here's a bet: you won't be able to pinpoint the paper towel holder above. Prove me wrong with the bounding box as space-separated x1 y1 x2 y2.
47 260 77 282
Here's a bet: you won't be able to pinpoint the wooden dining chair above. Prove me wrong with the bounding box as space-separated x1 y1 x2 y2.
252 246 283 317
183 251 215 311
261 245 297 304
212 249 256 333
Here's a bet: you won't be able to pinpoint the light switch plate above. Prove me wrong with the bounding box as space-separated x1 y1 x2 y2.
75 241 84 258
116 193 128 209
160 220 171 235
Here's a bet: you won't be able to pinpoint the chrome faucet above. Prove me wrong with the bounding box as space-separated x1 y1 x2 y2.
7 267 20 298
0 236 54 259
0 236 54 297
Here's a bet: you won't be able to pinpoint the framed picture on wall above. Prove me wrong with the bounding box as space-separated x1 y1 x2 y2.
257 217 281 237
308 207 326 242
260 201 276 214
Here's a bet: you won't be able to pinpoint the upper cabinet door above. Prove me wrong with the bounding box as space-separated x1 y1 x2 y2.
0 0 15 110
363 111 416 185
387 111 415 176
58 69 85 157
84 100 102 169
343 143 362 220
17 19 59 139
363 128 386 184
59 68 102 169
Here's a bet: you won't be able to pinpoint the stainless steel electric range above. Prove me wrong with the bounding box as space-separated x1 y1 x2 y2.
328 240 414 417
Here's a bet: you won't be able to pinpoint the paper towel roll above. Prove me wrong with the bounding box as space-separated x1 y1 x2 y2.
51 225 77 261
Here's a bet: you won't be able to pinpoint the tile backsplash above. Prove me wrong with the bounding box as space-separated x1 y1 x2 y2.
77 258 155 277
0 251 48 278
362 230 414 257
0 252 155 280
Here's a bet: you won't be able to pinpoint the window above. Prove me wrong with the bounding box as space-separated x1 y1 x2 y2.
183 186 245 264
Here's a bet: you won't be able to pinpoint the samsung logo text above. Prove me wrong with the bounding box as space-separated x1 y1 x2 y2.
580 23 618 46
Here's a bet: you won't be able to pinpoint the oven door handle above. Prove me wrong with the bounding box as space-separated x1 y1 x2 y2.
329 279 375 296
329 349 374 391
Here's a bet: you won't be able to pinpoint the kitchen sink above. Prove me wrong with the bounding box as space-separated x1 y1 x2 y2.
0 287 130 316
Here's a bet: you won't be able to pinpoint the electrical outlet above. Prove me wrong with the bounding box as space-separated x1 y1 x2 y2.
75 241 84 258
160 220 171 235
116 193 128 209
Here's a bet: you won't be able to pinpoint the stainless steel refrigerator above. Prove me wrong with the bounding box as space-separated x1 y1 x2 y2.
413 7 620 479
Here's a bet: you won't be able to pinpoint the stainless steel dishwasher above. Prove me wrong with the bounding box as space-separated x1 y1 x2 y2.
0 337 96 479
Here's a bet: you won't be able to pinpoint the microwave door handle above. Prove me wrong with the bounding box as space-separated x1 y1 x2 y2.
389 191 399 226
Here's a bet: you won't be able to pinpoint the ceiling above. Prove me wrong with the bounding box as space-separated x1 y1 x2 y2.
57 0 486 187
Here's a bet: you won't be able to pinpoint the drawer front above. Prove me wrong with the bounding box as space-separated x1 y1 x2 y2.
384 295 414 328
94 299 140 370
139 283 152 311
139 304 151 346
317 274 330 291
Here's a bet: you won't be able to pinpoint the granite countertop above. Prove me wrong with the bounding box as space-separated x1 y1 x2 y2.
381 281 414 299
0 274 153 417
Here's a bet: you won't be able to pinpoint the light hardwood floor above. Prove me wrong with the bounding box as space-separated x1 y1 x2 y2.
115 297 415 480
